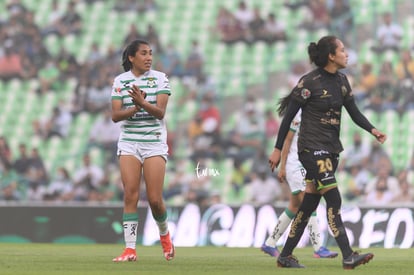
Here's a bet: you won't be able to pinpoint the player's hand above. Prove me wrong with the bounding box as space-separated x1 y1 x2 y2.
277 167 286 183
128 85 147 106
371 128 387 144
268 148 281 172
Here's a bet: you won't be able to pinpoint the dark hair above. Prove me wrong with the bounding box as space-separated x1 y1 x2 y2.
307 35 338 68
121 39 150 72
277 93 291 116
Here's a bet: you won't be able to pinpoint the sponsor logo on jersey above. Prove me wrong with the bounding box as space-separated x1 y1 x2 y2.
313 150 329 156
321 89 331 98
162 81 170 90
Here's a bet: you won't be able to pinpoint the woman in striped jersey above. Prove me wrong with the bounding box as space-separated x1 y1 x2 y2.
111 39 174 262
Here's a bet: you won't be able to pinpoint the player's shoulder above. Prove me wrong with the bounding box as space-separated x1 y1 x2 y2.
296 68 319 86
146 69 168 79
337 70 350 82
305 68 320 78
146 70 171 91
114 71 134 82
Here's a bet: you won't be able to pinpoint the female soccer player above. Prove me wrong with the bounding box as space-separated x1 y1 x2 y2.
261 105 337 259
111 39 174 262
269 35 386 269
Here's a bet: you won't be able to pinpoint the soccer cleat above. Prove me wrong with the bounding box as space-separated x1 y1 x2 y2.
261 244 280 257
313 246 339 258
112 248 137 262
342 251 374 269
277 255 305 268
160 232 175 261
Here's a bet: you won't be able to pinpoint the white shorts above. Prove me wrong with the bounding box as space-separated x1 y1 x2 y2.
117 140 168 163
285 166 306 194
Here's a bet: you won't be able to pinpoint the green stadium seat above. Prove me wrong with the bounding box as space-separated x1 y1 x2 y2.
402 16 414 49
374 0 395 14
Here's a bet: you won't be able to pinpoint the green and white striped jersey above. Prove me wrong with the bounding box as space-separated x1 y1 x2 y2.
111 69 171 143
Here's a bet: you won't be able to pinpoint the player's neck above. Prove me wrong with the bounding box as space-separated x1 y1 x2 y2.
131 68 148 77
323 64 338 74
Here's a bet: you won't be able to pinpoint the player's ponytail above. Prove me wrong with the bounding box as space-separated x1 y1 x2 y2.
277 93 291 116
121 39 150 72
121 48 132 72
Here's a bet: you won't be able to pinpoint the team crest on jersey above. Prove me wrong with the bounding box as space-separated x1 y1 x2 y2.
115 87 121 93
147 77 156 88
301 88 311 99
341 85 348 96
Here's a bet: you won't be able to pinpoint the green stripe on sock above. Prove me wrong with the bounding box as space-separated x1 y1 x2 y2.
153 212 167 222
285 208 296 219
311 212 317 217
123 212 138 222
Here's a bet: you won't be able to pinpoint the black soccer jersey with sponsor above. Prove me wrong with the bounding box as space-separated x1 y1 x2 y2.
275 67 374 154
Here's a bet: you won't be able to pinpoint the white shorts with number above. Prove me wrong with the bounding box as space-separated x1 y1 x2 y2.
286 166 306 194
117 141 168 163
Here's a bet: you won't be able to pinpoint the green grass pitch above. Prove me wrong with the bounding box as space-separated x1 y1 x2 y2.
0 244 412 275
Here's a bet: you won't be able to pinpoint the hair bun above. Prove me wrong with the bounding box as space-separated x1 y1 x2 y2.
309 42 318 49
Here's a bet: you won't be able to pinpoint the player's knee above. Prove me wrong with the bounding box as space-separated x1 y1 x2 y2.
123 188 139 206
148 197 165 213
323 188 342 209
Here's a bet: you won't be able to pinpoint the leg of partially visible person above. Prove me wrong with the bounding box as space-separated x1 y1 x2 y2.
261 193 299 257
262 165 306 257
143 155 175 261
308 212 338 258
113 155 142 262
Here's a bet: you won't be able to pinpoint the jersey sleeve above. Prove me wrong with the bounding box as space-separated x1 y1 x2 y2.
340 73 354 102
111 76 124 100
274 100 301 150
290 77 311 105
157 73 171 96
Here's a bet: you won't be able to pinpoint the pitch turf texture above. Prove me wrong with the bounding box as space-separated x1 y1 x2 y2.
1 244 412 275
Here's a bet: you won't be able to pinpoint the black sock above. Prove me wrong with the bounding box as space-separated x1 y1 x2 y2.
323 188 353 258
280 193 321 257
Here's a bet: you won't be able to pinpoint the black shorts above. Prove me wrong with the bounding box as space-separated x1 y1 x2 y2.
299 149 339 190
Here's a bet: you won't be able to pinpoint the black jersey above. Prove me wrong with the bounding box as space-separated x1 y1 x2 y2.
275 68 375 154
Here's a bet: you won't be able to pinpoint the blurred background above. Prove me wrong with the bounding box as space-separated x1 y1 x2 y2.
0 0 413 209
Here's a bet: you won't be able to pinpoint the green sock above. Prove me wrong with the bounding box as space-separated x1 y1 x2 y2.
154 212 169 236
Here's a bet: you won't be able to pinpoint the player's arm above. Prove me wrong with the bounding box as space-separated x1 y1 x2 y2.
129 85 169 120
269 100 301 171
111 98 138 122
148 92 169 120
277 129 294 182
344 99 387 144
